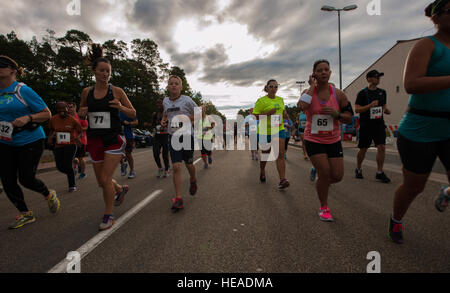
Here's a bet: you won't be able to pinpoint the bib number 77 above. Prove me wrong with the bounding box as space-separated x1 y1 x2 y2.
88 112 111 129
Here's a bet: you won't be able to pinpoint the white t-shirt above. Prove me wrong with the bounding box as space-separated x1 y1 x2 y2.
163 95 197 135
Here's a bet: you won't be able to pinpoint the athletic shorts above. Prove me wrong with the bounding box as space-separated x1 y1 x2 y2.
125 138 135 153
298 127 305 135
198 138 213 156
169 135 194 164
397 134 450 174
305 140 344 158
75 144 86 158
87 135 126 163
258 130 287 147
358 123 386 149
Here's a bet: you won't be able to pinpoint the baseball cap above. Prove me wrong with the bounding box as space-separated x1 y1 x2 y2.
366 70 384 79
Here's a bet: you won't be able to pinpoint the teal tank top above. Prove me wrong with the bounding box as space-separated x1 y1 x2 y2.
398 36 450 142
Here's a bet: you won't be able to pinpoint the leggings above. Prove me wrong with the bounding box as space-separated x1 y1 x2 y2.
53 144 77 188
153 134 170 170
0 139 50 213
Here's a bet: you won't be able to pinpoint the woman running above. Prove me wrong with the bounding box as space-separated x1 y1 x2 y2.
48 101 82 192
68 102 89 180
389 0 450 244
298 60 353 222
151 98 170 178
161 75 198 212
298 109 309 161
0 55 60 229
78 44 135 230
198 106 215 169
252 79 290 190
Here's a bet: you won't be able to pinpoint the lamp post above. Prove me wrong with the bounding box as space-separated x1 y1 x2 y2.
296 81 306 94
321 4 357 90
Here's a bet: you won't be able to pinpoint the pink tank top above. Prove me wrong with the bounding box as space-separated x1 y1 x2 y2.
304 85 341 144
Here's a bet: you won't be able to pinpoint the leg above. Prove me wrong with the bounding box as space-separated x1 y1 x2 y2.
376 144 386 172
357 148 368 170
172 162 183 198
96 154 123 215
276 138 286 180
310 154 332 207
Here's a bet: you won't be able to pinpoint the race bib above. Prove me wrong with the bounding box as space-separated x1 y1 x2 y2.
56 132 71 145
0 121 13 141
311 115 333 135
88 112 111 129
271 115 281 127
370 107 383 120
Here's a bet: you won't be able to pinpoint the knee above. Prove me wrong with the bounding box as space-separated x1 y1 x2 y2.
18 176 34 189
377 145 386 154
172 164 182 173
330 173 344 184
402 182 426 195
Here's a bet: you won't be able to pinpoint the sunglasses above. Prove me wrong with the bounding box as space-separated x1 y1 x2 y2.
268 85 279 89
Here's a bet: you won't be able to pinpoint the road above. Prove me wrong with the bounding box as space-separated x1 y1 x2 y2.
0 143 448 273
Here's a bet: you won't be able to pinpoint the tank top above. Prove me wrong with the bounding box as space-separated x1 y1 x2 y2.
304 85 341 144
86 84 122 138
398 36 450 142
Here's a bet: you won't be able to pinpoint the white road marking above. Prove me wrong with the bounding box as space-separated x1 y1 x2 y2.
48 190 162 273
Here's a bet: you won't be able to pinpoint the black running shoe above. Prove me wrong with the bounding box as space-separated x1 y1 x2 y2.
376 172 391 183
355 168 364 179
388 217 404 244
171 197 184 212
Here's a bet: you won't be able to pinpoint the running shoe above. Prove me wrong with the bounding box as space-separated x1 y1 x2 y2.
163 169 169 178
128 171 136 179
78 173 87 180
157 168 164 178
310 168 317 182
121 163 128 176
204 162 209 169
388 216 404 244
189 181 198 196
260 173 266 183
99 214 115 231
355 168 364 179
46 190 60 214
376 172 391 183
114 185 129 207
278 179 290 190
171 197 184 212
69 186 78 193
318 206 334 222
208 156 213 165
8 211 36 229
435 186 450 213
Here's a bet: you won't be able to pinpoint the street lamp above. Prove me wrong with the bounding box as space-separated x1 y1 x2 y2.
321 4 357 90
296 81 306 94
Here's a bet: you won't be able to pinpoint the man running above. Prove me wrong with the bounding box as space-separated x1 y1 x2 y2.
151 98 170 178
355 70 392 183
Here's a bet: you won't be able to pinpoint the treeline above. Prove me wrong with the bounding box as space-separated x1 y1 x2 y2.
0 29 225 127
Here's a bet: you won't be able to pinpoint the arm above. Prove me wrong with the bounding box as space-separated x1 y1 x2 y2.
336 90 353 124
112 87 136 119
78 87 90 119
404 37 450 94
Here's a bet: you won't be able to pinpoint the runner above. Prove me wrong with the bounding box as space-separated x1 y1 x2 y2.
355 70 392 183
68 102 88 180
389 0 450 244
78 44 134 230
0 55 60 229
297 109 309 160
151 98 170 178
48 101 82 192
252 79 290 190
161 75 198 212
298 60 354 222
197 105 215 169
247 108 259 161
283 114 294 160
120 110 138 179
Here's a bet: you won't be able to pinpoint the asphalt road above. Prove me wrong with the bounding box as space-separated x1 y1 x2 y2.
0 144 448 273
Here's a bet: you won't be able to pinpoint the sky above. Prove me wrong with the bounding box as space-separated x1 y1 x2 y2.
0 0 436 118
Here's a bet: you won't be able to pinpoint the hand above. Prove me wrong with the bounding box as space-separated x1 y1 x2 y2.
267 108 277 116
12 116 31 128
109 98 122 109
370 100 379 107
161 119 168 128
308 75 317 87
321 107 337 117
123 120 130 126
78 107 88 118
384 108 391 115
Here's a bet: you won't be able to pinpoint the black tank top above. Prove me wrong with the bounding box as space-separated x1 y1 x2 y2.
86 84 123 138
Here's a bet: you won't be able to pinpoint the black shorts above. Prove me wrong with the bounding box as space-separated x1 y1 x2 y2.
75 144 86 158
169 135 194 164
305 140 344 158
358 123 386 149
397 134 450 174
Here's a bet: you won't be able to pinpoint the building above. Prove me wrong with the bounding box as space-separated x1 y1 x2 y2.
344 38 421 127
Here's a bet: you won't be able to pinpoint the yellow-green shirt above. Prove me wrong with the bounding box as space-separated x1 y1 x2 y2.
253 96 285 135
197 116 213 140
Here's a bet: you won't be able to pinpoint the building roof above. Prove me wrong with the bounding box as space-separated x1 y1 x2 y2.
344 38 423 91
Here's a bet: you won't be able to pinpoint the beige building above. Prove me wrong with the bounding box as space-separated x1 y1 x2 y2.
344 38 421 126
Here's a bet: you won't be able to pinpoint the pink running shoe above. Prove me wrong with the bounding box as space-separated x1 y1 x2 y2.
318 206 334 222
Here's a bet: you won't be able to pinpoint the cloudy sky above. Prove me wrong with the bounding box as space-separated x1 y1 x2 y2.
1 0 436 118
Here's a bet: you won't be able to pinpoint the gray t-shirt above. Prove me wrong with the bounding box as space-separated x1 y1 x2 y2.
163 95 197 135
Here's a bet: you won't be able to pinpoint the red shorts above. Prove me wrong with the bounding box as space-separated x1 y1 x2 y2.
87 135 126 163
